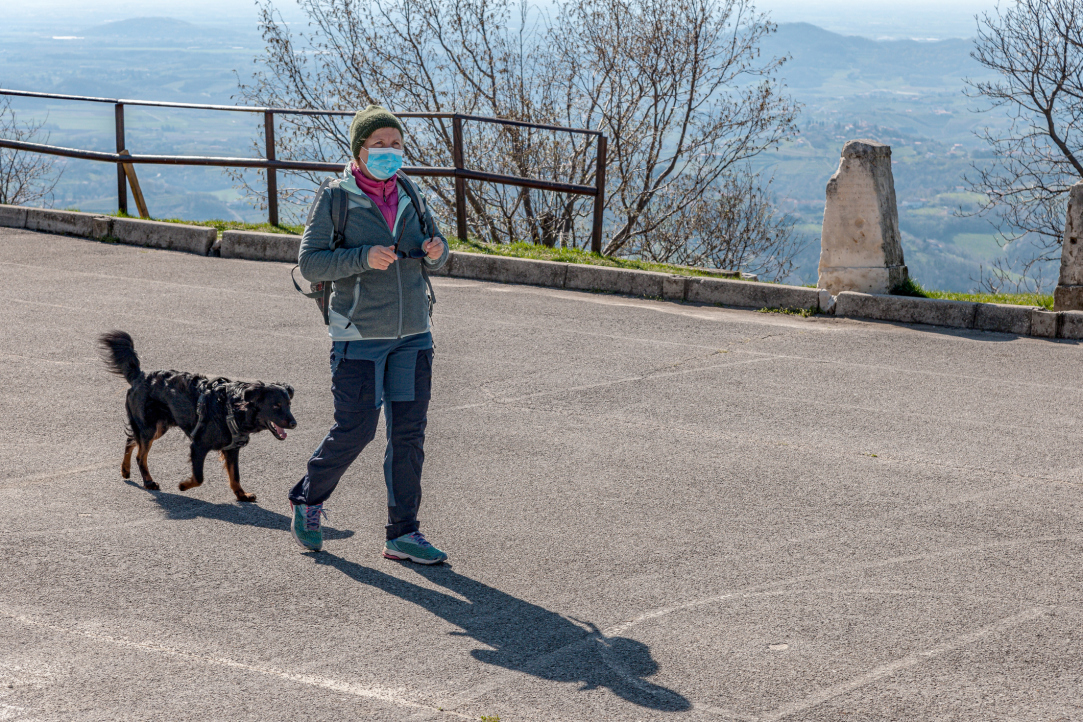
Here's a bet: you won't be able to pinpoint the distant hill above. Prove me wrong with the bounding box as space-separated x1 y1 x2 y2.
0 17 1032 290
745 23 1029 289
78 16 255 44
761 23 987 90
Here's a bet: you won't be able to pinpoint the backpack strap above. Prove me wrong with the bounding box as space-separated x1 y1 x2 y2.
397 173 438 239
324 181 350 325
396 173 438 319
291 178 351 326
329 180 349 246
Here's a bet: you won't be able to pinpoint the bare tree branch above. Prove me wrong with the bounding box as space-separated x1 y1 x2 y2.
0 97 63 207
625 167 804 280
964 0 1083 290
234 0 799 271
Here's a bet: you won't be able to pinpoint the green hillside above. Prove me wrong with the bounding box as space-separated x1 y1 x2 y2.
755 23 1031 290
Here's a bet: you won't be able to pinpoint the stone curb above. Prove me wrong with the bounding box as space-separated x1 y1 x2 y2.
0 205 811 312
1059 310 1083 339
3 204 1080 339
26 208 113 239
834 291 1082 340
0 205 29 229
220 230 300 263
0 205 214 255
835 292 978 329
447 251 569 288
111 217 216 255
687 276 821 310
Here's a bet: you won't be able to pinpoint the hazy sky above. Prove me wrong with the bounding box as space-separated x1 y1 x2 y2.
6 0 995 39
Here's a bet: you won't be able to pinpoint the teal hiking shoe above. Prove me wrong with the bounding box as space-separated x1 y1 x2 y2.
290 501 326 552
383 531 448 565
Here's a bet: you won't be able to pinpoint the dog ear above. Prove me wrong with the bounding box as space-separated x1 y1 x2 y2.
276 383 295 400
239 383 265 409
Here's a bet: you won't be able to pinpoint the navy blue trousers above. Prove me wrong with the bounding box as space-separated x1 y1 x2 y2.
289 340 433 540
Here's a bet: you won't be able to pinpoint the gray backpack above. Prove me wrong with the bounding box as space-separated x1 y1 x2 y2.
291 175 436 325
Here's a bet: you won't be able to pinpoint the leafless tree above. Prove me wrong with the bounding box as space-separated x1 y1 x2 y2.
233 0 578 235
0 98 62 207
625 168 803 280
236 0 798 273
556 0 798 256
965 0 1083 291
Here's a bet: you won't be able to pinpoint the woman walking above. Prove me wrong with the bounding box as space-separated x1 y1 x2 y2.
289 105 449 563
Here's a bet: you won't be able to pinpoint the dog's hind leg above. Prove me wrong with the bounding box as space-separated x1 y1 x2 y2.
135 435 160 491
121 437 136 479
179 442 210 492
221 449 256 503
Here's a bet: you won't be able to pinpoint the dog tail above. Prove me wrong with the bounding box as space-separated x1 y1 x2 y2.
98 330 143 385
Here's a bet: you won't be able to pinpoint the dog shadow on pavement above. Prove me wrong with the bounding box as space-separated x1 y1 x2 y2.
130 481 355 540
313 552 691 712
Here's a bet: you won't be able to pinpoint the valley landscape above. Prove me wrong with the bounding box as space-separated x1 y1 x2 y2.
0 8 1030 290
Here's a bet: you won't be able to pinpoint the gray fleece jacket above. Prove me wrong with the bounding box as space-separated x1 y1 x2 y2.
298 166 449 340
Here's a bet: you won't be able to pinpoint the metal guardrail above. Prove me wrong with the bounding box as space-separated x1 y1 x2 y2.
0 88 608 252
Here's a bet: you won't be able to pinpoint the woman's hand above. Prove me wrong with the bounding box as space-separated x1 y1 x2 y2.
367 245 398 270
423 238 445 260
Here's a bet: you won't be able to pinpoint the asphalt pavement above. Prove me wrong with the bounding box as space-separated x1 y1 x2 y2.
2 228 1082 721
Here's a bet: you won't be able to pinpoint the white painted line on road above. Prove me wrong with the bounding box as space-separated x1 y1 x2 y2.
0 260 294 300
473 314 797 352
435 356 780 413
0 352 95 367
481 283 827 331
602 534 1079 642
763 606 1049 720
0 461 116 487
1 296 327 347
0 608 473 720
735 347 1083 396
594 590 1051 721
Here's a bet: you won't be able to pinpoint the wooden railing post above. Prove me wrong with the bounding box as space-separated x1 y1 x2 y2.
264 111 278 226
119 150 150 219
452 115 467 241
114 103 127 215
591 134 607 254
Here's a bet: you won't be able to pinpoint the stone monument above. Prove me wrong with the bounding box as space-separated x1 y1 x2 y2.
1053 182 1083 311
818 140 908 295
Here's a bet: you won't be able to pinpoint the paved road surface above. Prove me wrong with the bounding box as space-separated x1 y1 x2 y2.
2 228 1082 721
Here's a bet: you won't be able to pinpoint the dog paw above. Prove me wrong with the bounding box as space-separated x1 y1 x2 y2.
144 481 160 491
236 493 257 503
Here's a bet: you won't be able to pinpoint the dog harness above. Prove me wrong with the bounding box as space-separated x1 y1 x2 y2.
191 385 250 451
221 401 250 450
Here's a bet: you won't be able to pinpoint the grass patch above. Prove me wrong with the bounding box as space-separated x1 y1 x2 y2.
107 212 305 237
892 277 1053 309
758 306 819 317
99 214 749 279
446 237 744 279
926 289 1054 310
890 277 927 297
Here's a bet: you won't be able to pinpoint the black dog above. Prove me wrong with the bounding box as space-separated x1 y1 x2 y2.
98 330 297 502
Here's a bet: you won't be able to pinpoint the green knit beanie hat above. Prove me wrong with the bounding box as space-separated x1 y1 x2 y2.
349 105 405 160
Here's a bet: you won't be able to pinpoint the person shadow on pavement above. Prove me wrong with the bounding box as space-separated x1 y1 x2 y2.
311 552 691 712
131 481 355 540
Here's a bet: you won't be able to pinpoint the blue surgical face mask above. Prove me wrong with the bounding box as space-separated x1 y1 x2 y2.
362 147 403 180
